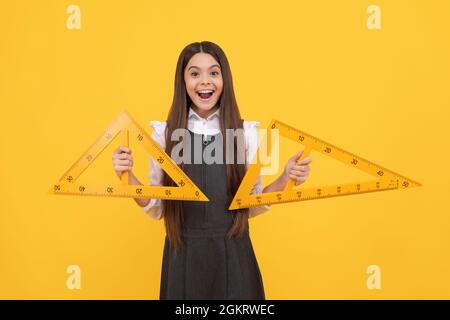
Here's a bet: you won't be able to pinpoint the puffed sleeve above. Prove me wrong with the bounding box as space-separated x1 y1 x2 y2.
141 121 166 220
243 121 272 218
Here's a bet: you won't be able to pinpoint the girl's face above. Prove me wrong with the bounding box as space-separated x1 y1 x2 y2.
184 52 223 118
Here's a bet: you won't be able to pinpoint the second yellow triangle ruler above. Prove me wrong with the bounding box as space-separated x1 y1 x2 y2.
229 119 421 210
49 111 209 202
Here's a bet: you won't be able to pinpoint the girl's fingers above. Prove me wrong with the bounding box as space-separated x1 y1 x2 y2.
292 163 310 170
113 146 132 156
113 147 133 176
289 169 303 175
290 167 309 175
298 156 312 164
115 159 133 166
289 173 307 182
115 165 132 172
289 172 307 179
290 173 308 180
119 146 132 154
113 153 133 160
118 153 133 160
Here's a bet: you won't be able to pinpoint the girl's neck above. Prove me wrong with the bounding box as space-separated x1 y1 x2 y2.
191 104 220 119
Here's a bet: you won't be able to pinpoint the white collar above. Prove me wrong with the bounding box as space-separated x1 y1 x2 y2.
187 106 221 140
188 106 221 121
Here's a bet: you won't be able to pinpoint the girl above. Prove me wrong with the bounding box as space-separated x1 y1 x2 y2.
112 41 312 299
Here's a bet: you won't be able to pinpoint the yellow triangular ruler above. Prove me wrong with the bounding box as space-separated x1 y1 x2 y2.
229 119 421 210
49 110 209 202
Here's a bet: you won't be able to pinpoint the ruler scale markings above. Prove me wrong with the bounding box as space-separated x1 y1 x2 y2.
229 119 421 210
277 119 421 187
50 111 208 202
59 114 129 183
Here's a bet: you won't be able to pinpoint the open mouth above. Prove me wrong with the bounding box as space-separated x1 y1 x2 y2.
196 89 215 101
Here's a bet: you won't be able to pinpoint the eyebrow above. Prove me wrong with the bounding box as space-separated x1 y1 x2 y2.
187 64 221 71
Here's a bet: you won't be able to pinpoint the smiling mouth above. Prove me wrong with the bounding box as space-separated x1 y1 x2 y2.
196 90 215 100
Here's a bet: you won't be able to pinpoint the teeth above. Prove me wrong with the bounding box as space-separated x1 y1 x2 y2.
197 90 214 93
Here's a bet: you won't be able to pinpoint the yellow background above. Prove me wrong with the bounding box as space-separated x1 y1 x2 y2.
1 0 449 299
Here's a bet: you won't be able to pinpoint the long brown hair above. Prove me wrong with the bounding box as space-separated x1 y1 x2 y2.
160 41 250 253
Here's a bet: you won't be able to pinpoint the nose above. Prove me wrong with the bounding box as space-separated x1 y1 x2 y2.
200 73 211 86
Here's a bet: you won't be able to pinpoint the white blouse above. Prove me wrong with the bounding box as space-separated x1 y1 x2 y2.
142 106 271 220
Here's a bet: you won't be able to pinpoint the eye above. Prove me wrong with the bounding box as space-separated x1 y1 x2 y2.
190 71 199 77
211 71 220 76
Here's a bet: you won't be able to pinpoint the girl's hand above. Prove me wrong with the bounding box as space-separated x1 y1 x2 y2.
112 146 134 178
283 149 312 186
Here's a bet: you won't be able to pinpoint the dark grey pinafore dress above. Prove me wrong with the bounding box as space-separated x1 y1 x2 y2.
159 129 265 300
